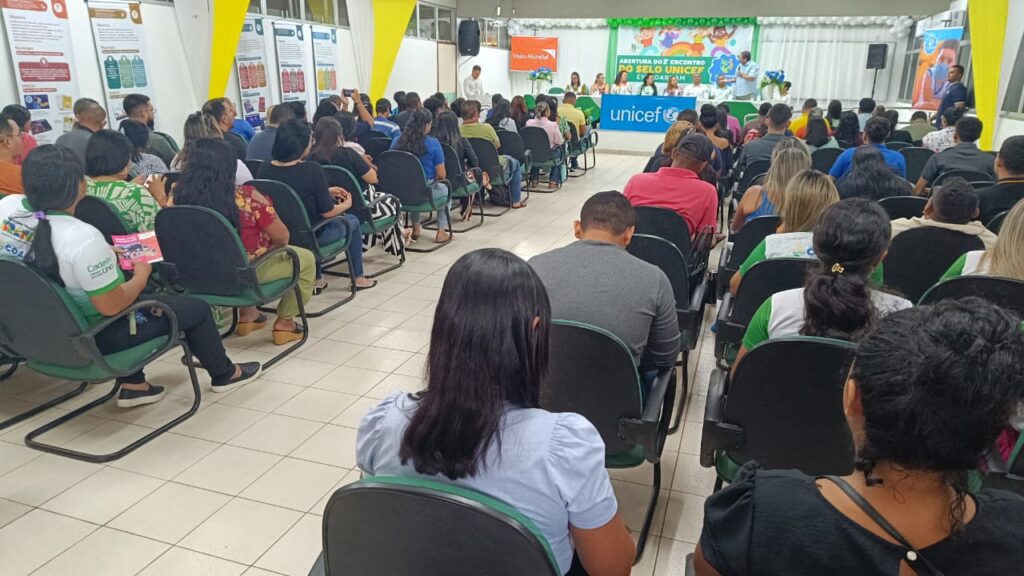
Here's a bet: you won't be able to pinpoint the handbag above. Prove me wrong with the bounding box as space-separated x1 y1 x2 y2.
825 476 946 576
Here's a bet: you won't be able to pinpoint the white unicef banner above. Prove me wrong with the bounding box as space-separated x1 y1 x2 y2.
88 2 155 125
310 26 338 104
236 17 271 130
0 0 79 144
273 21 313 111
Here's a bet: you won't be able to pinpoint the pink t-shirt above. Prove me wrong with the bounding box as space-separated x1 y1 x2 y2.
623 167 718 235
525 117 564 148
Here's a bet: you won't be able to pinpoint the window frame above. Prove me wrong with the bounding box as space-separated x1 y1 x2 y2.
403 1 455 41
247 0 350 28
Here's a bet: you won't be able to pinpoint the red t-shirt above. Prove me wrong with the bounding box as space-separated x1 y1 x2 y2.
623 167 718 235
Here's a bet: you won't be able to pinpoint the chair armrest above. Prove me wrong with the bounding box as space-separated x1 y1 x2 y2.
78 299 182 378
250 246 302 301
311 213 352 237
82 299 180 340
618 367 674 463
429 179 453 209
717 292 733 325
588 131 599 148
700 368 734 468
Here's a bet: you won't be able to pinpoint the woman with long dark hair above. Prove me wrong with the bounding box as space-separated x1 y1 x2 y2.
803 115 839 152
639 73 658 96
312 98 339 126
431 110 500 216
826 99 843 127
833 110 863 147
391 108 452 243
610 70 631 94
340 249 636 576
565 71 587 94
510 95 530 128
173 138 316 344
698 298 1024 575
120 119 168 178
486 98 518 133
836 146 913 201
0 145 261 405
170 111 254 185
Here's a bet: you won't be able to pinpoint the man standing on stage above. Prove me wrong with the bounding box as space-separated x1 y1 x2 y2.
734 51 760 101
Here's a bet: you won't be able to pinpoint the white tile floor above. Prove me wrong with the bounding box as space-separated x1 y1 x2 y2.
0 152 721 576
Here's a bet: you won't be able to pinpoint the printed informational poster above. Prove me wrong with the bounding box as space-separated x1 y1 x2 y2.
310 26 338 104
0 0 79 144
273 22 312 110
236 17 271 130
911 27 964 111
614 25 756 84
88 2 155 124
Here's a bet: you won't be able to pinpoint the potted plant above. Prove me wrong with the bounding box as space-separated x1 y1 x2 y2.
529 66 553 94
759 69 785 100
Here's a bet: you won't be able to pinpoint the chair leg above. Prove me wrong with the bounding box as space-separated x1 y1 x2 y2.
633 460 662 565
0 358 20 381
261 258 354 319
425 198 482 233
327 224 407 279
480 187 512 217
219 308 238 340
23 342 203 463
405 211 453 253
668 354 689 435
260 285 311 370
0 381 89 432
713 477 724 492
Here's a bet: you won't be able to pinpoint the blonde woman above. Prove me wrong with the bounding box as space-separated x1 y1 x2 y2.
170 112 253 186
590 73 610 95
644 120 695 173
731 142 811 232
942 200 1024 281
729 169 840 294
664 76 683 96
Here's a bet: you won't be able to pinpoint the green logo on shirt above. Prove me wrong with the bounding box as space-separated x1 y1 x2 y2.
87 257 116 279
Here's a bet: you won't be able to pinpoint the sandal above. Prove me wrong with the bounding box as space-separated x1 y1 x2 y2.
511 201 527 209
411 224 421 241
272 324 305 346
235 313 268 337
313 280 328 296
354 279 378 291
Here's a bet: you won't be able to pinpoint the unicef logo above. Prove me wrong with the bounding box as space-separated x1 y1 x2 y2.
923 33 938 53
663 107 679 123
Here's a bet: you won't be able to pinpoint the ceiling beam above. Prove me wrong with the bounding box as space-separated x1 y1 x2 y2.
456 0 951 18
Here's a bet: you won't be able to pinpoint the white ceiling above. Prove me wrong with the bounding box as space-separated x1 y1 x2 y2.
456 0 952 18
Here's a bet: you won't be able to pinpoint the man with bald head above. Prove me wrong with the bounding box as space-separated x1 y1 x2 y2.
55 98 107 166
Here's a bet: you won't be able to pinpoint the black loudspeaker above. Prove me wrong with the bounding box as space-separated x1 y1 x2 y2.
458 20 480 56
866 44 888 70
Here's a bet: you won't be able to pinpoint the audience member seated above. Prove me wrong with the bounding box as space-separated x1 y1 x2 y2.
716 103 740 144
803 114 839 153
836 146 913 201
334 112 369 156
459 100 524 206
733 199 911 369
284 101 308 125
697 298 1024 576
829 117 907 180
391 91 407 119
558 93 588 138
171 112 254 185
905 110 937 144
55 98 106 166
735 104 792 173
231 118 255 143
923 108 966 153
390 109 452 244
372 99 401 138
486 98 518 134
825 99 843 130
312 98 340 127
913 117 995 196
942 200 1023 281
247 104 294 163
729 169 840 294
258 119 376 290
732 142 811 231
978 136 1024 223
890 177 997 250
311 117 408 253
833 111 863 147
525 101 566 190
0 145 261 406
791 100 831 139
529 192 680 391
856 97 875 131
698 105 733 177
433 109 504 218
510 95 530 129
119 120 168 178
2 104 37 163
313 248 636 576
0 114 24 195
172 138 316 344
741 102 772 142
122 93 177 165
883 110 900 140
423 95 446 120
643 120 695 173
203 97 247 161
623 133 718 236
85 130 167 232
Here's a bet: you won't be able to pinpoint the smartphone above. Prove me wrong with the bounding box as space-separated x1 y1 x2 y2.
342 89 353 97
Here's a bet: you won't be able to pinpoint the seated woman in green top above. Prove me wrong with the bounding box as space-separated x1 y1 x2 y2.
733 199 912 374
941 200 1023 282
729 169 839 295
565 71 588 95
85 130 168 232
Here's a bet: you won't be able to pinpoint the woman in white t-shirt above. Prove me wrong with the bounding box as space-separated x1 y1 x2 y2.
734 199 912 371
609 70 632 95
941 200 1024 282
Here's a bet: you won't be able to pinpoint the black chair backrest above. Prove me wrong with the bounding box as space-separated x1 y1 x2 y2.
885 141 911 151
735 160 771 197
810 148 843 173
521 126 555 162
730 258 813 323
377 150 433 208
836 139 853 149
883 227 985 302
969 180 996 190
634 206 693 259
889 129 914 144
244 159 263 177
878 196 927 220
726 216 780 268
543 321 643 455
497 130 527 163
920 276 1024 316
249 180 318 252
440 142 469 183
324 478 559 576
933 169 994 187
566 122 581 145
0 257 94 368
627 234 691 309
362 138 392 161
155 206 255 296
987 211 1008 234
75 196 131 244
726 336 857 475
469 137 505 183
900 147 935 183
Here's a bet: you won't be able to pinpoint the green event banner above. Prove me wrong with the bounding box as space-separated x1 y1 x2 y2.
613 25 756 84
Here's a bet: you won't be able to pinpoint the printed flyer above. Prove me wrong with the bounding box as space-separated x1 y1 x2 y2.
88 1 155 124
0 0 79 144
614 25 756 84
310 26 338 104
236 17 271 130
273 22 312 110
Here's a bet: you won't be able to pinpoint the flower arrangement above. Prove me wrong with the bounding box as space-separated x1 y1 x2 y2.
529 67 553 83
759 69 786 90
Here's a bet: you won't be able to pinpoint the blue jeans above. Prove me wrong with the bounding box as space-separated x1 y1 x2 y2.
408 182 450 228
530 147 564 184
315 214 363 279
501 155 522 202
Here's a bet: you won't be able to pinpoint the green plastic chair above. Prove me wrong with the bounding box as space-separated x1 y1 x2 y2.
249 179 355 317
547 87 564 95
981 432 1024 497
154 205 309 369
575 95 601 126
565 123 597 175
439 142 484 232
520 126 566 193
544 320 674 563
0 256 201 462
524 94 536 111
323 475 560 575
376 150 453 253
468 137 515 216
321 165 406 278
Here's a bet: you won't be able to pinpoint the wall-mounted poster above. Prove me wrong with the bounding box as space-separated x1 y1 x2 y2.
614 25 756 84
88 2 155 125
273 21 312 110
510 36 558 72
236 17 271 130
911 27 964 111
0 0 79 144
311 26 338 104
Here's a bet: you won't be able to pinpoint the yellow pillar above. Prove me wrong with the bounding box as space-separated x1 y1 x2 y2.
370 0 417 102
208 1 251 100
968 0 1008 150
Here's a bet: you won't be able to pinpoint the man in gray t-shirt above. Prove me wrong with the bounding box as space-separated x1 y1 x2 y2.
529 192 680 379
